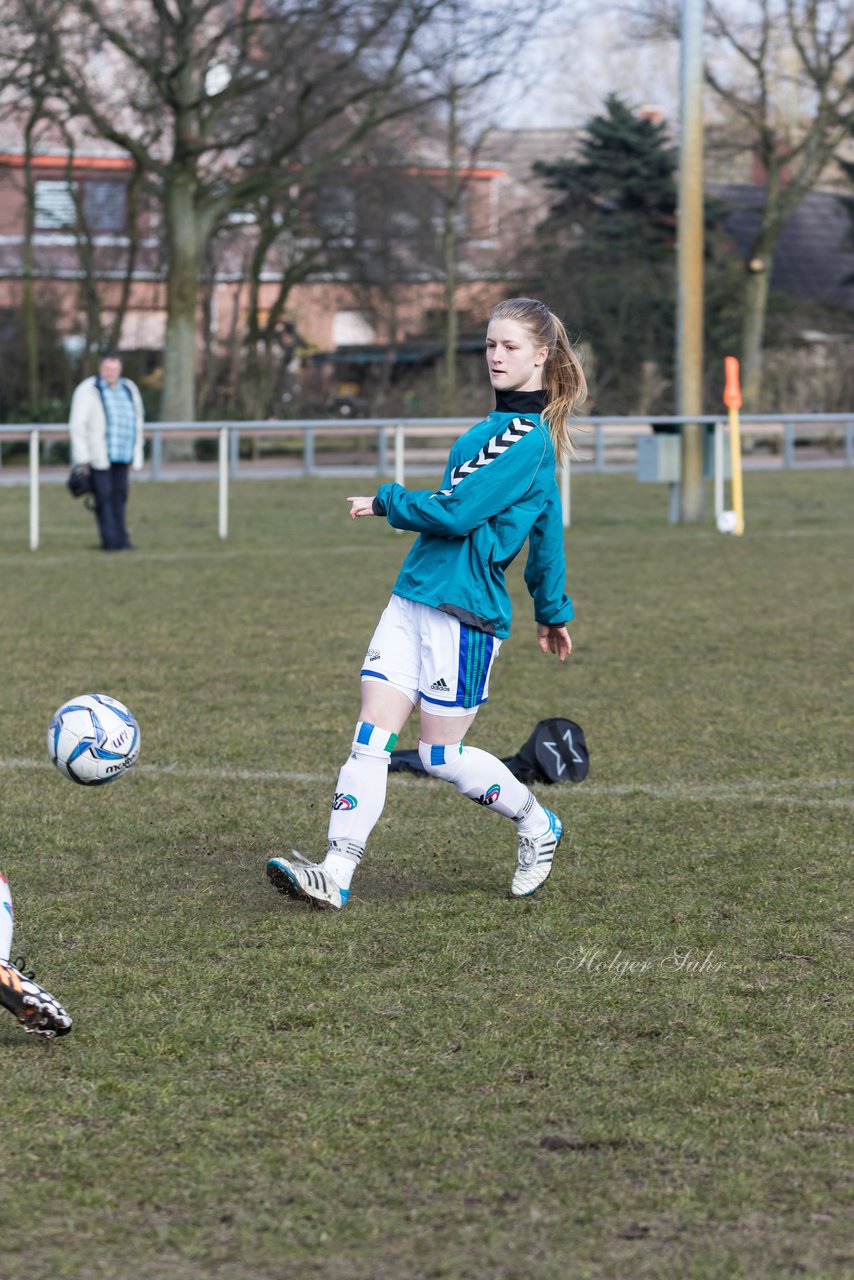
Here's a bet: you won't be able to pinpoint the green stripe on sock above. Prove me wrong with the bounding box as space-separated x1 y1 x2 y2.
385 731 399 752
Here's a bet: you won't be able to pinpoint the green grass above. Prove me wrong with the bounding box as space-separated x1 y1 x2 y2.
0 469 852 1280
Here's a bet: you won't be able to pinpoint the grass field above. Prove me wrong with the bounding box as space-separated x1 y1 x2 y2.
0 469 851 1280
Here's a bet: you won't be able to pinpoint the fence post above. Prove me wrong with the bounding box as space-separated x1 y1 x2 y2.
377 425 388 476
783 419 794 469
714 420 725 520
218 427 229 539
151 429 162 480
394 424 405 487
29 427 40 551
304 427 315 476
845 418 854 466
594 424 605 472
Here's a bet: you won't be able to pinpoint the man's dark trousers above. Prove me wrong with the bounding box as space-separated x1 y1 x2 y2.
90 462 131 550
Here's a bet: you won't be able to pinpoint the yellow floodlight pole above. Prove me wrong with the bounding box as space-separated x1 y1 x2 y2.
723 356 745 535
677 0 706 522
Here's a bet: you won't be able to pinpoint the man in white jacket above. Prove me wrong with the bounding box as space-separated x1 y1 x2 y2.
69 354 145 551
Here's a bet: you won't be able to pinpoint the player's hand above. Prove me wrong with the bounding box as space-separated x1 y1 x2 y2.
537 623 571 662
347 496 376 519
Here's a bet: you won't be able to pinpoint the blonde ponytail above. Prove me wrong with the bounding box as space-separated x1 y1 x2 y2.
489 298 587 461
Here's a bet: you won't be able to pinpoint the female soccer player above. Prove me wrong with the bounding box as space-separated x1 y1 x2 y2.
0 872 72 1037
267 297 587 909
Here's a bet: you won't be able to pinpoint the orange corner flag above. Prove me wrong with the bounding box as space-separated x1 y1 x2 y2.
723 356 742 410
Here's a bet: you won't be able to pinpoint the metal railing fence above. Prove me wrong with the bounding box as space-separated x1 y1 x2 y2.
1 412 851 550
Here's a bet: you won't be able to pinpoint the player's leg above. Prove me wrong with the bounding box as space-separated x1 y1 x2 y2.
0 871 13 962
418 706 562 895
415 611 563 898
89 466 120 550
0 872 72 1038
267 597 419 908
110 462 132 549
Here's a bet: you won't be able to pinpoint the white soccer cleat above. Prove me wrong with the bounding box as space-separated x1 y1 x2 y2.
266 855 349 910
511 809 563 898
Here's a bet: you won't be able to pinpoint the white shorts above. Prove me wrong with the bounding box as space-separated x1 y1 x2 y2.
361 596 502 718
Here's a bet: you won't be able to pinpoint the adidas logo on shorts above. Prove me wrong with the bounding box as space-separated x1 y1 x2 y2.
430 678 450 692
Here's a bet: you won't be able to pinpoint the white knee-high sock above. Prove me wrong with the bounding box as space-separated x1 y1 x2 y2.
324 722 398 889
417 740 548 833
0 872 14 963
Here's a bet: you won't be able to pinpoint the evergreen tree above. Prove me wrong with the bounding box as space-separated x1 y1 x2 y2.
528 96 677 413
535 94 677 262
526 95 741 414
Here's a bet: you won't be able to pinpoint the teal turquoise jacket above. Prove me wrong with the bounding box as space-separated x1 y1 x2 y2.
373 389 572 639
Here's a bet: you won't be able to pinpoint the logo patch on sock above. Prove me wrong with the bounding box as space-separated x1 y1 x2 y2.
332 792 358 811
475 783 501 806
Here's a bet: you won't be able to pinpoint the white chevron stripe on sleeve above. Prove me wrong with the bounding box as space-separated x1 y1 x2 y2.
433 417 536 497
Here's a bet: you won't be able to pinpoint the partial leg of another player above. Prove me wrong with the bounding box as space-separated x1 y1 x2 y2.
0 872 72 1038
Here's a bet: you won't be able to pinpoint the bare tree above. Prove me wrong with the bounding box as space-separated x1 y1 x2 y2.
6 0 468 421
20 94 46 411
238 187 352 418
422 0 551 412
0 26 51 410
51 119 147 370
635 0 854 407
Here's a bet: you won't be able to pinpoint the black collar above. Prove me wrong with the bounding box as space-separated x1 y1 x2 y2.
495 388 546 413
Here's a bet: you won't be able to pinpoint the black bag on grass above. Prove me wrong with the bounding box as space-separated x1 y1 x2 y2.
501 717 589 784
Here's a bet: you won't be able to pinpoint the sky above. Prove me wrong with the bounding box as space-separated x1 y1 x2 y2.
490 7 682 130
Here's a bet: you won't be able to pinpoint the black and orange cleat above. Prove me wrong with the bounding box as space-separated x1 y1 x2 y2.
0 957 72 1038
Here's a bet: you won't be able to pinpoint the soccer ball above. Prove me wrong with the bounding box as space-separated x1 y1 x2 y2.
47 694 140 786
716 509 738 535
